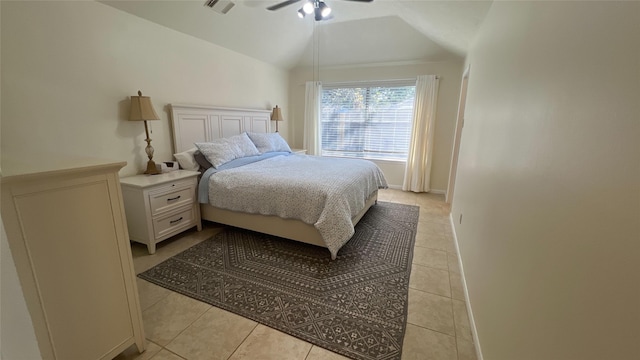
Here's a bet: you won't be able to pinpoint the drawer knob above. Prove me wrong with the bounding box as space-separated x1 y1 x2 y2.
169 217 183 225
167 195 181 202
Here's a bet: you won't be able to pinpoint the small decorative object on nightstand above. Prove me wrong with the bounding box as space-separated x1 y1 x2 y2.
291 149 307 154
120 170 202 254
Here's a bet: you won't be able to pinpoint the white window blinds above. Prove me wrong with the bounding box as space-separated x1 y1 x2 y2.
320 80 416 161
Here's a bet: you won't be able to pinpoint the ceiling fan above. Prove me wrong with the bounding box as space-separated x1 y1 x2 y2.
267 0 373 21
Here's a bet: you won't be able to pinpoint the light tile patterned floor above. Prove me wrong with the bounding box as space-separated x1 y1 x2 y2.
115 189 478 360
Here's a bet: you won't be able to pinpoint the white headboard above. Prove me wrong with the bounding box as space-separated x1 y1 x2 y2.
170 104 272 153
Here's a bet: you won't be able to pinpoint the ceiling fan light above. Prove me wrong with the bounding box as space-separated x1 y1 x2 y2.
302 1 314 14
319 2 331 17
297 8 305 18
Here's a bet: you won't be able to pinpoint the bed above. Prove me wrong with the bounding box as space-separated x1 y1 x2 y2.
170 104 387 258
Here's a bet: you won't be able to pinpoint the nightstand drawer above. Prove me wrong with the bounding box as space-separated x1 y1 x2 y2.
149 184 195 216
152 206 195 239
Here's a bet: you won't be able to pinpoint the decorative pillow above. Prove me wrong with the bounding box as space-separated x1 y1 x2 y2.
195 133 260 168
195 139 240 168
228 132 260 157
247 132 292 154
193 151 213 171
173 148 199 171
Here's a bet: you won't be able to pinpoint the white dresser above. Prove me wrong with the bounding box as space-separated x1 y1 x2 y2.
120 170 202 254
0 159 145 360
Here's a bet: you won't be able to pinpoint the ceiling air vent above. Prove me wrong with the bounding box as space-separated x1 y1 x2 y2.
204 0 235 14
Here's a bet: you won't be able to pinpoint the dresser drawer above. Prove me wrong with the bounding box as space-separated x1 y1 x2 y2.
148 184 195 216
152 206 195 239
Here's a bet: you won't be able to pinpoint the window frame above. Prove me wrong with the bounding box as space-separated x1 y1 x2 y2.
320 79 417 162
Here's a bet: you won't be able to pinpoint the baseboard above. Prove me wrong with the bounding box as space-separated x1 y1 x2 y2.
449 214 484 360
384 185 446 194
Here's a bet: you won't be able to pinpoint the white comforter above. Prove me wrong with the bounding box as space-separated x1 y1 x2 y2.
207 154 388 258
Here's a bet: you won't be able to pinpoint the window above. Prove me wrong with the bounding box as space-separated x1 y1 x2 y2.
320 81 416 161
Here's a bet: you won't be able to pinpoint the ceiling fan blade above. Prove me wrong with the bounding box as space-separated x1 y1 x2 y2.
267 0 303 11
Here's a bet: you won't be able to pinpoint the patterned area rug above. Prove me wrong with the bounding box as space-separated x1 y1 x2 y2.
139 201 419 360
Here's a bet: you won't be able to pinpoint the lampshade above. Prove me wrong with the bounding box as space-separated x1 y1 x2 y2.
129 90 160 121
271 105 284 122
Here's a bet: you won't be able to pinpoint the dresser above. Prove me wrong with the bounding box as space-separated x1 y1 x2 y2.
120 170 202 254
0 159 145 359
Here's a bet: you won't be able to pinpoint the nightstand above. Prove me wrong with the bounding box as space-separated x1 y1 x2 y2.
120 170 202 254
291 149 307 154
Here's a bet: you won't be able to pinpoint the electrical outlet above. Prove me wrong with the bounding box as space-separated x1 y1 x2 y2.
459 213 463 224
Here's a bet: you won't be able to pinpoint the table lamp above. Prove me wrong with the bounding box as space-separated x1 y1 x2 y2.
271 105 284 133
129 90 161 175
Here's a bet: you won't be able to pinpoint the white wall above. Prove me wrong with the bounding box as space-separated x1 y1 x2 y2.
289 61 463 190
1 7 41 354
1 4 41 356
453 2 640 359
1 1 289 177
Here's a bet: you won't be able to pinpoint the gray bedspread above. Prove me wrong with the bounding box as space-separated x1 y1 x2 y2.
206 154 388 258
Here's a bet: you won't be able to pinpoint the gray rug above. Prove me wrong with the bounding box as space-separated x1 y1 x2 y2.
139 201 419 360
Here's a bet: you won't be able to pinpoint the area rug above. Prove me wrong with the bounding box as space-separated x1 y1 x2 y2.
139 201 419 360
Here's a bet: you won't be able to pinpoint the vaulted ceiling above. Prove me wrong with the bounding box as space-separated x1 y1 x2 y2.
102 0 492 69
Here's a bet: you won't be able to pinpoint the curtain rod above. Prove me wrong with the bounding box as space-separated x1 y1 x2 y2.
299 76 439 87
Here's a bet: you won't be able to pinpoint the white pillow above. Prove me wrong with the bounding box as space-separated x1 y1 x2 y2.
173 148 199 171
247 132 292 154
195 133 260 168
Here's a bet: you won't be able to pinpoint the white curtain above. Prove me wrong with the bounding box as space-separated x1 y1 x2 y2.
303 81 322 155
403 75 440 192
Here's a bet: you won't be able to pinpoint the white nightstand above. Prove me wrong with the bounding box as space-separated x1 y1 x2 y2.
291 149 307 154
120 170 202 254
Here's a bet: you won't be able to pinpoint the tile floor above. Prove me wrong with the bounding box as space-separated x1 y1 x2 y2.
115 189 478 360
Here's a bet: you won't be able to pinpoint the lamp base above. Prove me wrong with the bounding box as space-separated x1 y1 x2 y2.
144 160 160 175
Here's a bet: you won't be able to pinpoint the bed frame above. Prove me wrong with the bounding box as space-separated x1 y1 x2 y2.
169 104 377 248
